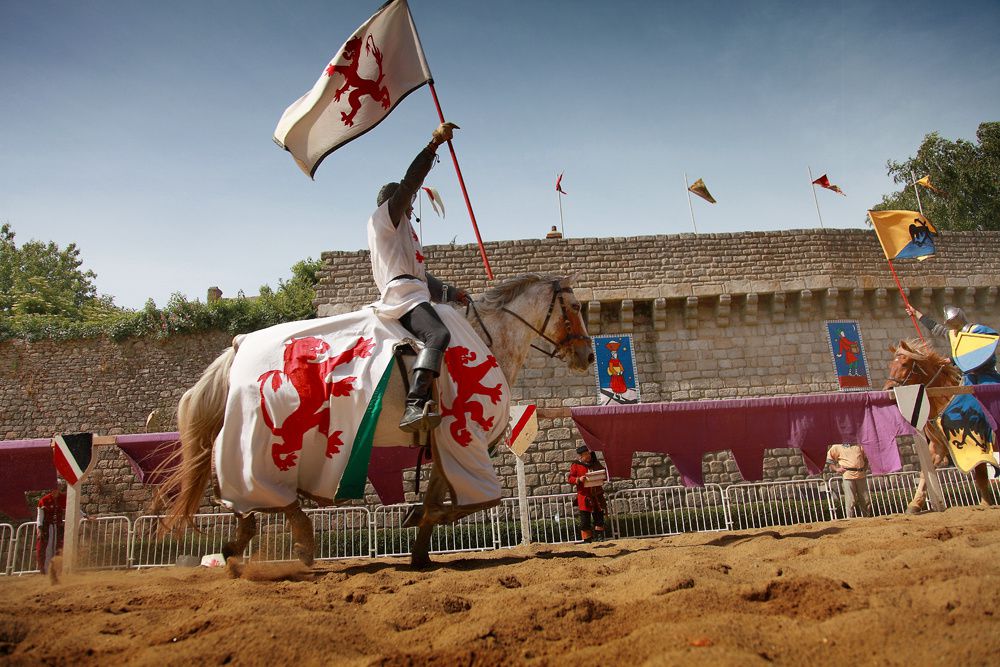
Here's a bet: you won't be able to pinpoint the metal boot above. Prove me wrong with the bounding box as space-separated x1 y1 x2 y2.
399 348 444 433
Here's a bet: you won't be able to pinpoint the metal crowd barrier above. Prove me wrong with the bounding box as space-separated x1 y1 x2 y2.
132 512 237 568
371 503 499 558
77 516 131 570
4 468 999 574
608 484 728 539
827 471 919 518
724 478 834 529
0 523 13 575
9 522 40 575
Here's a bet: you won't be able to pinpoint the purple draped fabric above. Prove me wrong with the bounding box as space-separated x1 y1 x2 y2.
0 439 56 519
1 435 426 517
116 433 181 485
572 388 1000 487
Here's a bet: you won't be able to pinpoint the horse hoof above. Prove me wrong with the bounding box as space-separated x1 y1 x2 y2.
410 554 432 570
222 542 239 561
905 505 922 515
293 544 315 567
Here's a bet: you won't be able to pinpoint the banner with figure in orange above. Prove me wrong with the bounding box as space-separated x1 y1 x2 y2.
593 335 640 405
826 320 871 391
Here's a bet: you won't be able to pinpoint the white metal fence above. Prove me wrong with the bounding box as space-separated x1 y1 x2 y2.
0 524 13 575
724 479 835 529
609 484 728 538
3 467 995 574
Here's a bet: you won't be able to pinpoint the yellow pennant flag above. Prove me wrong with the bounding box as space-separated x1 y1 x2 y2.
867 210 938 261
688 178 717 204
916 175 945 196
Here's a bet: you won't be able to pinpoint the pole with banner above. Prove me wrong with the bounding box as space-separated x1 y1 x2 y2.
273 0 493 280
910 169 925 217
684 173 698 233
507 404 538 545
807 166 825 229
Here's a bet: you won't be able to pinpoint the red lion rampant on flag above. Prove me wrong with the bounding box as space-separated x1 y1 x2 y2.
325 34 391 127
258 336 375 471
440 346 504 446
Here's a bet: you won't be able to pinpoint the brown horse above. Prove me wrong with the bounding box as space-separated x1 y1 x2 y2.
884 338 994 511
157 273 593 567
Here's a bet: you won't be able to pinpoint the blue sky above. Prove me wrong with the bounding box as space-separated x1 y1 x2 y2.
2 0 998 308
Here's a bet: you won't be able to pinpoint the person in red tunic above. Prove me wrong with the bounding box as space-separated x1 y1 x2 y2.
605 340 628 398
35 479 67 573
567 445 608 543
835 329 861 376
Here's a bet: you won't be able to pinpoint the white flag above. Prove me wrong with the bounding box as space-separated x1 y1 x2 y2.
274 0 433 178
422 186 445 217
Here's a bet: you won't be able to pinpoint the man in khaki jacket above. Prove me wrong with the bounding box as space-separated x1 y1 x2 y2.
827 443 870 518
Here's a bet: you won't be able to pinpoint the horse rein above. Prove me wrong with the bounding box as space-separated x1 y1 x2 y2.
885 355 948 388
467 280 589 360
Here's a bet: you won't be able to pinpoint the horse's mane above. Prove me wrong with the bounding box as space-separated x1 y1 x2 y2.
897 337 963 385
475 273 565 312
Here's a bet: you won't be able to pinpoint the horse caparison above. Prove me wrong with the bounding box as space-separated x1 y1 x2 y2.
155 273 593 567
884 338 994 511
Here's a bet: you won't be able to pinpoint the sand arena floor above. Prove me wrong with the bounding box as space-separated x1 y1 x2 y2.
2 506 999 665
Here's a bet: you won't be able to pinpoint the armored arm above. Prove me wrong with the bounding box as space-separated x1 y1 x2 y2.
426 272 468 304
918 314 950 339
387 147 437 227
387 123 458 227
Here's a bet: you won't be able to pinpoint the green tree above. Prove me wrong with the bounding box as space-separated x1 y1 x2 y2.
872 122 1000 231
0 223 101 317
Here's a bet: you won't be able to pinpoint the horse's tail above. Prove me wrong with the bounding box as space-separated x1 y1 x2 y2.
158 346 236 533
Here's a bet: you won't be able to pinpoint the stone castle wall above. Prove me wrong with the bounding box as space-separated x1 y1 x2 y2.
315 228 1000 496
3 229 1000 515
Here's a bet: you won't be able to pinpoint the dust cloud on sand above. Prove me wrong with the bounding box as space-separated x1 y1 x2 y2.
2 507 999 665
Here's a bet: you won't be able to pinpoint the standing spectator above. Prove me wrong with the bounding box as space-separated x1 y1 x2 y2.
35 479 67 573
568 445 608 543
827 443 870 518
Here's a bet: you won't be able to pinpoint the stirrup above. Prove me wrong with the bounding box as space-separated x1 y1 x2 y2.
399 400 442 433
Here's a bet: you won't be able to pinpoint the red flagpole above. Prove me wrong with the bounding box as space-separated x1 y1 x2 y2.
887 258 926 342
427 81 494 280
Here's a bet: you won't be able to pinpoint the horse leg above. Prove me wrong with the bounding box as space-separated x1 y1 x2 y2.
973 464 995 507
411 463 449 569
284 504 315 566
222 513 258 561
908 472 927 514
411 523 434 569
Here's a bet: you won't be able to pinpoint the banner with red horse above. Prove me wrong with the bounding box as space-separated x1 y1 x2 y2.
215 305 509 514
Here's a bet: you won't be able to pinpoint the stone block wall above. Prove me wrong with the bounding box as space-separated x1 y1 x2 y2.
3 228 1000 516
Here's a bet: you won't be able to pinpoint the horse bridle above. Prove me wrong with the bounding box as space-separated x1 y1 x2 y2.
885 354 948 388
468 280 590 359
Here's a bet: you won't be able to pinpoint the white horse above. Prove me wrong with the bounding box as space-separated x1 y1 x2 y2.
159 273 593 567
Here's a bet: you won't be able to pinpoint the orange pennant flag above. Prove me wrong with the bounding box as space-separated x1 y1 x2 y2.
688 178 716 204
916 175 945 196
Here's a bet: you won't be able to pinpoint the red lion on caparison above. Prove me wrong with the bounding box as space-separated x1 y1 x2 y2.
258 336 375 471
440 346 503 447
325 34 391 127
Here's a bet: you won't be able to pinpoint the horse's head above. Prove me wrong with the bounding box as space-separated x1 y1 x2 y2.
545 274 594 373
474 273 594 378
883 338 959 390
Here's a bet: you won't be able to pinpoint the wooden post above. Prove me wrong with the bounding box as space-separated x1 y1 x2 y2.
910 431 947 512
515 456 532 546
62 482 81 573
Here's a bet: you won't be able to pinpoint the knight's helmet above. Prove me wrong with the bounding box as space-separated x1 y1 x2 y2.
376 182 399 207
943 305 968 329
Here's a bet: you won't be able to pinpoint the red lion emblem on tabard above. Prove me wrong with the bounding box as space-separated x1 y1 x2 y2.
324 34 391 128
258 336 375 471
440 346 504 447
